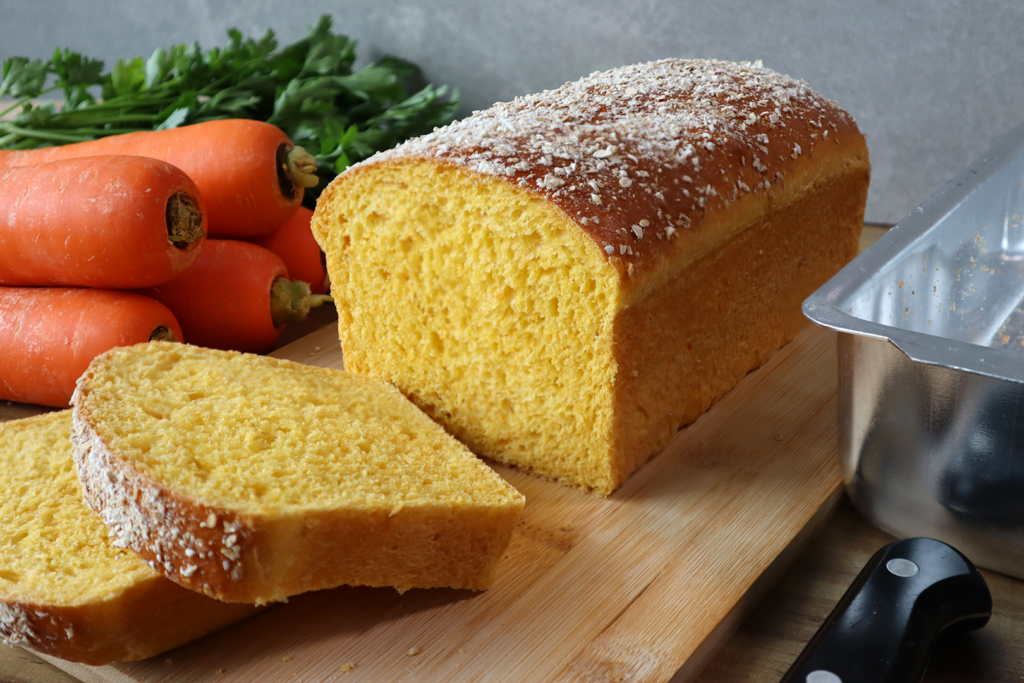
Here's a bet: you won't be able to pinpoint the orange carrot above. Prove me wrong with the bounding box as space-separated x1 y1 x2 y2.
0 287 183 408
248 207 329 295
0 155 206 288
140 239 327 354
0 120 317 238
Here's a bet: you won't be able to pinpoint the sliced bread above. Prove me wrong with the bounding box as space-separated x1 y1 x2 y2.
71 343 526 605
0 411 257 666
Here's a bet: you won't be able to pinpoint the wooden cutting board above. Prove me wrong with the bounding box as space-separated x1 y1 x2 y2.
35 322 844 683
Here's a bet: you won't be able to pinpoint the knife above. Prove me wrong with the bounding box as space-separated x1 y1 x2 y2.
779 537 992 683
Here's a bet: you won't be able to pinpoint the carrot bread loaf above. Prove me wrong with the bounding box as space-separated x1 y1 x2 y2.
311 58 870 496
71 343 525 605
0 411 257 666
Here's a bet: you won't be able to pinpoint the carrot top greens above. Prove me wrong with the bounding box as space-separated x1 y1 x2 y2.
0 15 459 204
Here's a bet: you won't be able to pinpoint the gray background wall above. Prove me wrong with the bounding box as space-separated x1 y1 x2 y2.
3 0 1023 225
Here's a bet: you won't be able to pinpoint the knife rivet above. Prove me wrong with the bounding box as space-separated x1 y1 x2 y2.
806 671 841 683
886 558 920 577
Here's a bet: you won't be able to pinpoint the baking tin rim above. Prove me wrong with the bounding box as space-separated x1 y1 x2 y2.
803 119 1024 385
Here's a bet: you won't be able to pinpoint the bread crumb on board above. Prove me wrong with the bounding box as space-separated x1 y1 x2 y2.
339 662 356 673
406 646 421 656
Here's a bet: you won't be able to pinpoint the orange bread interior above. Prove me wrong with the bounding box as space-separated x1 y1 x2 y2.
0 411 256 665
313 59 870 495
72 343 525 604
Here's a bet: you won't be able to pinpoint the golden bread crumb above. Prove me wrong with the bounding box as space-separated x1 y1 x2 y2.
312 58 869 495
72 343 526 603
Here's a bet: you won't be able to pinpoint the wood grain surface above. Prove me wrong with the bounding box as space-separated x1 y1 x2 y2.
9 500 1021 683
24 317 843 683
3 228 1021 681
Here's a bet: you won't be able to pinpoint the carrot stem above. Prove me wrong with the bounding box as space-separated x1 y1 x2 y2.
165 193 205 248
285 146 319 189
269 277 333 326
149 326 178 342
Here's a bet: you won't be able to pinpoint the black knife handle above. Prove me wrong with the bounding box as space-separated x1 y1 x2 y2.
779 537 991 683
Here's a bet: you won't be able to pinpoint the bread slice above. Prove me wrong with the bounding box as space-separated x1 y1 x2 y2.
0 411 257 666
71 342 525 605
312 58 870 495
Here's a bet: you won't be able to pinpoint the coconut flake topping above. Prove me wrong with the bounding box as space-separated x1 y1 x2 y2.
361 59 852 264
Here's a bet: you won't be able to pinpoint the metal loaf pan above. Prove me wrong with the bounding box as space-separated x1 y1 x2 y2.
804 120 1024 579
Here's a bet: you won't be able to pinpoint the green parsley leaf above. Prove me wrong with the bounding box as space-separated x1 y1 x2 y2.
0 15 459 205
156 106 191 130
1 57 50 99
108 57 146 98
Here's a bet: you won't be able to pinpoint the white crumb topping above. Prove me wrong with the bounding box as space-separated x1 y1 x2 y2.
355 58 851 265
70 410 252 595
0 603 36 645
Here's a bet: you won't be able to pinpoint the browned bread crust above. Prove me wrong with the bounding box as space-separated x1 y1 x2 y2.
0 412 257 666
358 59 869 296
71 412 259 602
2 574 258 666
